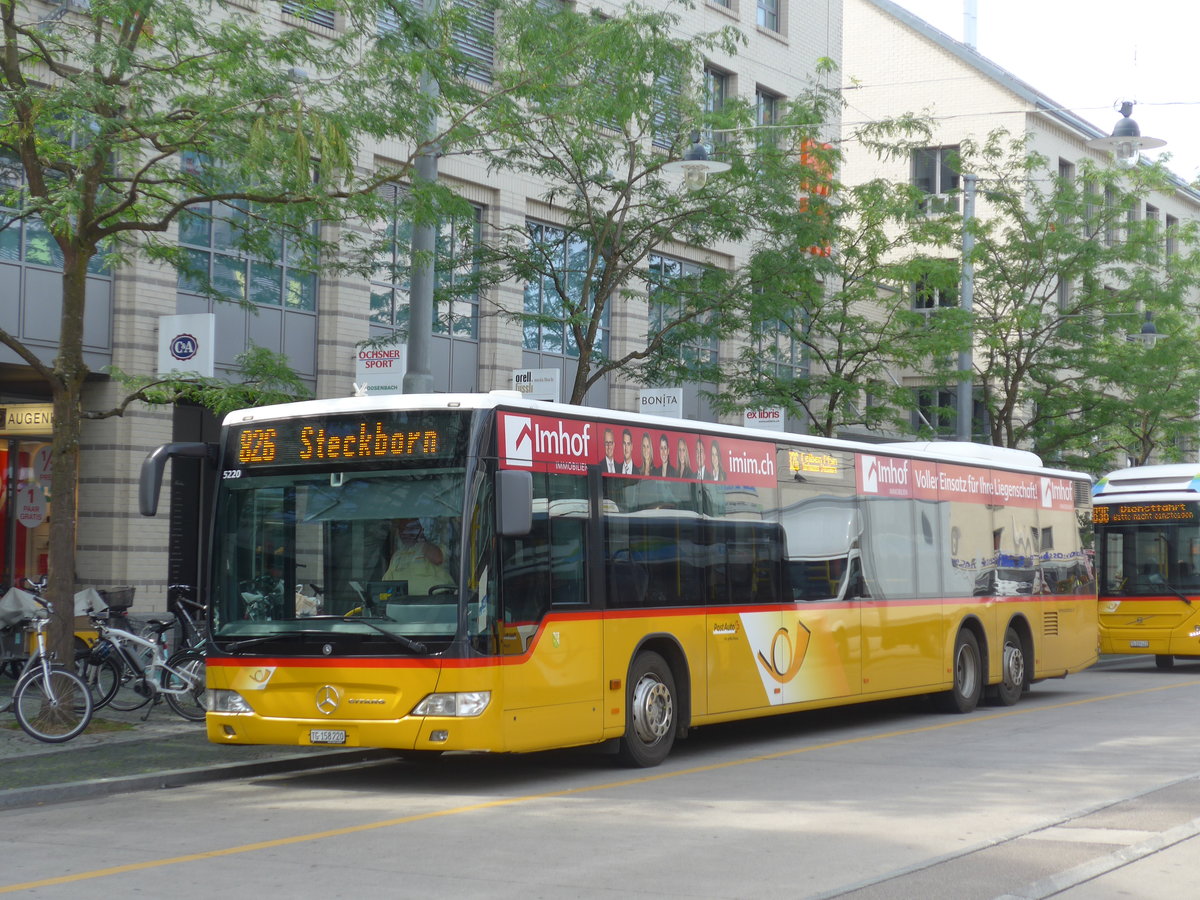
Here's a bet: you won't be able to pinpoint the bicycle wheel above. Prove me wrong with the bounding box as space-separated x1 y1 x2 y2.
163 649 206 722
75 650 121 709
14 668 93 743
106 655 154 712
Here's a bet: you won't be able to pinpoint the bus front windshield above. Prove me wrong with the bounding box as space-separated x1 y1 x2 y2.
1099 518 1200 596
212 467 465 649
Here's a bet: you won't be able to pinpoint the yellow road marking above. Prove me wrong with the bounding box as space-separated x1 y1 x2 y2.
4 679 1198 893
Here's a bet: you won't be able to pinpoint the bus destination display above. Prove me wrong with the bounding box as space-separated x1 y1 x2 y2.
226 412 465 470
1093 502 1199 525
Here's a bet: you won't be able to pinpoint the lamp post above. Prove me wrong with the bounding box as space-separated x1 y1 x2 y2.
403 0 440 395
956 173 976 442
1086 101 1166 169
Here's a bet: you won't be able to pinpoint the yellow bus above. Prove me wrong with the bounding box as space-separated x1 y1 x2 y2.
1093 465 1200 668
141 393 1097 766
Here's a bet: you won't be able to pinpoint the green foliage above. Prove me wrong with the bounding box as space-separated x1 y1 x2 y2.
712 135 968 437
104 345 313 420
954 129 1200 464
475 0 831 403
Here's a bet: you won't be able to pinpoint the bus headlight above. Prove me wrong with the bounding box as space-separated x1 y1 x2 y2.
206 689 253 714
411 691 491 717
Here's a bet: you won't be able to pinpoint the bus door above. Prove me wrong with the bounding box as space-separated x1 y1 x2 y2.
707 518 787 714
860 499 943 693
499 472 602 751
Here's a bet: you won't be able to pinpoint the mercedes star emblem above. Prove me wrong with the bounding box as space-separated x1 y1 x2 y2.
315 685 340 715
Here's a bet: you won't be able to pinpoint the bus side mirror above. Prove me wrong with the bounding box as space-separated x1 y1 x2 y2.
497 469 533 537
139 442 216 516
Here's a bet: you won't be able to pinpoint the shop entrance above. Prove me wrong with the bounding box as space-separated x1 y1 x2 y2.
1 435 52 591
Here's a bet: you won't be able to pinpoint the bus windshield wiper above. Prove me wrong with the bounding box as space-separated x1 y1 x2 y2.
223 632 308 652
342 614 428 654
1148 575 1192 606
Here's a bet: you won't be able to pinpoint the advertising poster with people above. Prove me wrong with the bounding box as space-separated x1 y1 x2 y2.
497 411 776 488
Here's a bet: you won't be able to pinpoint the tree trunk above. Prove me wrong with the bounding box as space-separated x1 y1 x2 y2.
45 251 90 665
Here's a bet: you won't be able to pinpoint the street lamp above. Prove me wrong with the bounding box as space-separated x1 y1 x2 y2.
1086 101 1166 169
662 132 730 190
1128 310 1161 348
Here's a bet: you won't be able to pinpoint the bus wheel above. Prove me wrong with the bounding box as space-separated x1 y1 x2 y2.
1155 654 1175 670
988 627 1025 707
935 629 982 714
618 651 676 768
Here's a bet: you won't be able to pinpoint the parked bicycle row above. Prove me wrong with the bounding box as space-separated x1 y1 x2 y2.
0 579 207 743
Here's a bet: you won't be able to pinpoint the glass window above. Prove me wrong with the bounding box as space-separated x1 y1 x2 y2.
647 253 717 368
370 187 481 338
912 146 959 214
757 0 779 31
501 473 589 629
0 151 113 275
912 388 956 437
752 308 805 380
523 221 608 358
178 191 318 311
912 269 957 311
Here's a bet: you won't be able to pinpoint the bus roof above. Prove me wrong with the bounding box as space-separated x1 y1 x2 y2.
1093 464 1200 500
223 391 1083 480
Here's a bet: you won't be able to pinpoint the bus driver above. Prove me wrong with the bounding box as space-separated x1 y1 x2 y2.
383 518 453 593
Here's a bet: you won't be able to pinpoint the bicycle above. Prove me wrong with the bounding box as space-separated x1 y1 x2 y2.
10 594 94 743
86 608 207 722
165 584 209 653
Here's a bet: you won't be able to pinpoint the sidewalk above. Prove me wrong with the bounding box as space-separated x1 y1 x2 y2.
1 696 396 810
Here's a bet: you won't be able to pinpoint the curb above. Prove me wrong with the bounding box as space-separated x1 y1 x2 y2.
0 747 399 811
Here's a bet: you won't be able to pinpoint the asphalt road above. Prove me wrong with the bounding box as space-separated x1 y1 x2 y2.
2 656 1199 899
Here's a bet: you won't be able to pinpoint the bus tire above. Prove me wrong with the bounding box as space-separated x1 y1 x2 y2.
935 629 982 714
988 626 1024 707
1155 654 1175 670
617 651 676 768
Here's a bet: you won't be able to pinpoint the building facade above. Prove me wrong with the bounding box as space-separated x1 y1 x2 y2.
842 0 1200 439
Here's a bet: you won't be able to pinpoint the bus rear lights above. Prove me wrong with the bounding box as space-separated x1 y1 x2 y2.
207 689 253 714
1190 627 1200 638
412 691 491 717
429 730 449 743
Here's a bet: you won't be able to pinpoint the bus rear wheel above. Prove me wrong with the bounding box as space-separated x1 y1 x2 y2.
935 629 982 714
987 627 1025 707
618 651 676 768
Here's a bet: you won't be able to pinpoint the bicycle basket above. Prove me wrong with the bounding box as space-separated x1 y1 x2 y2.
98 586 135 611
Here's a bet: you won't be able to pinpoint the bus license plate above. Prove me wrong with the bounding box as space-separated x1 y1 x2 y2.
1129 641 1150 648
310 729 347 745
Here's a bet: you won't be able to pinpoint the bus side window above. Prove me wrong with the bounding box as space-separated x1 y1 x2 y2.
500 472 589 621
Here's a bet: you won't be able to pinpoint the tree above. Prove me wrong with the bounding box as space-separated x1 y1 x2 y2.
0 0 554 658
714 163 969 437
1040 306 1200 474
955 130 1200 457
478 1 823 405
